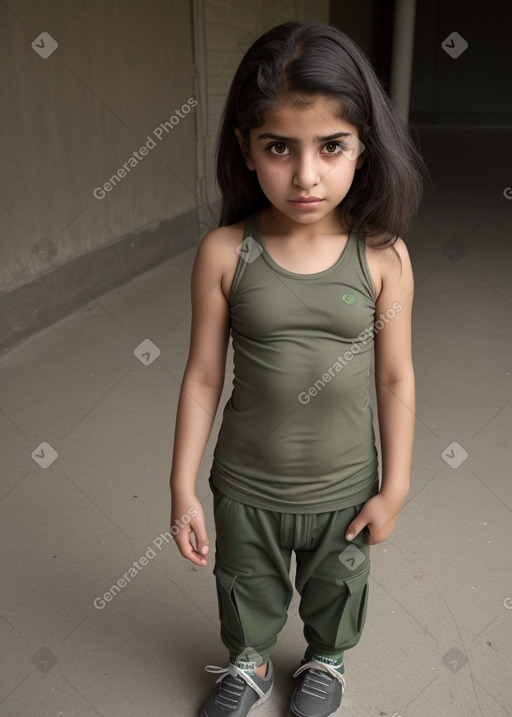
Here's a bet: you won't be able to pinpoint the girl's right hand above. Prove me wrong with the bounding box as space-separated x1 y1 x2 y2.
170 494 210 567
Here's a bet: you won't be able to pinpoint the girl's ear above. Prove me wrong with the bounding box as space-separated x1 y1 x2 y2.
356 153 366 170
235 128 255 171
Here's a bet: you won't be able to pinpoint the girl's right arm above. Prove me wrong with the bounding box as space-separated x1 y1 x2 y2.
169 228 235 566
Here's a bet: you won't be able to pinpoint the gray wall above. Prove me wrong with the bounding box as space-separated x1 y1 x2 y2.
1 0 198 292
410 0 512 124
0 0 329 353
0 0 199 352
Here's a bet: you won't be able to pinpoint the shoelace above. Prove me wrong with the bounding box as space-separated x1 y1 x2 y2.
205 664 265 710
293 659 346 700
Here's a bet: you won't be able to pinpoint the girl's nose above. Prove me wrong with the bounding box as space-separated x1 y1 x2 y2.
293 154 320 189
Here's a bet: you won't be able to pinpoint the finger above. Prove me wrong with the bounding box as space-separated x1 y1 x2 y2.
193 525 210 557
345 515 369 541
174 528 208 567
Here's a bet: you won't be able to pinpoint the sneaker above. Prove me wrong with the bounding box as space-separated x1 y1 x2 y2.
290 656 346 717
202 659 273 716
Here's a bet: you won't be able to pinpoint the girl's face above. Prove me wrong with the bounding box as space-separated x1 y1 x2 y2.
236 95 364 228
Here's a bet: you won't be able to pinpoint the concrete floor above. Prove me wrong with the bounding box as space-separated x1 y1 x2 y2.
1 126 511 716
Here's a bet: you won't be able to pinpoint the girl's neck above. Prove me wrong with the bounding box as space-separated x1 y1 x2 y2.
259 205 349 241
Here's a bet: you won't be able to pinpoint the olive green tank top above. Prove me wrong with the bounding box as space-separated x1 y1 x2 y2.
210 211 379 513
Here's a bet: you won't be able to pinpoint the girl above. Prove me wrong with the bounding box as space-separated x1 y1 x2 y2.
170 21 424 717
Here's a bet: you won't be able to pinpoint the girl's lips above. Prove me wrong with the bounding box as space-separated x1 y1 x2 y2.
289 197 325 208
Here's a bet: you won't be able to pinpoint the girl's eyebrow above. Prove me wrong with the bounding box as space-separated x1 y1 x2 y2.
256 131 351 143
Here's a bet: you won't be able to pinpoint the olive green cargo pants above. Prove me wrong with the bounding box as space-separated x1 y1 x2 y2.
211 481 371 670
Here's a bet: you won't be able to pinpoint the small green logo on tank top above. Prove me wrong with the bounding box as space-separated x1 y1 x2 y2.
342 293 356 305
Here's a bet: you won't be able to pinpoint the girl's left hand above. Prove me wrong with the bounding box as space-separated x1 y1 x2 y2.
345 492 406 545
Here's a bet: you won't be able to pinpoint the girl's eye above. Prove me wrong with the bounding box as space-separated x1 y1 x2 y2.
322 141 346 155
267 143 290 155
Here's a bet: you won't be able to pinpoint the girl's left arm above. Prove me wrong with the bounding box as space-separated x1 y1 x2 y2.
346 238 415 545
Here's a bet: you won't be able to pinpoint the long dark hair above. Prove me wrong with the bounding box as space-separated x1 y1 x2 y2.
216 22 426 246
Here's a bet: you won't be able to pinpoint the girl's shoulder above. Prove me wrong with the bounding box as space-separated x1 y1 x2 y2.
197 220 245 262
195 220 246 300
364 235 412 300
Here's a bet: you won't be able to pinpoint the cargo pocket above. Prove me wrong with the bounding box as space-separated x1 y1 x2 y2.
213 557 251 650
334 560 371 648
